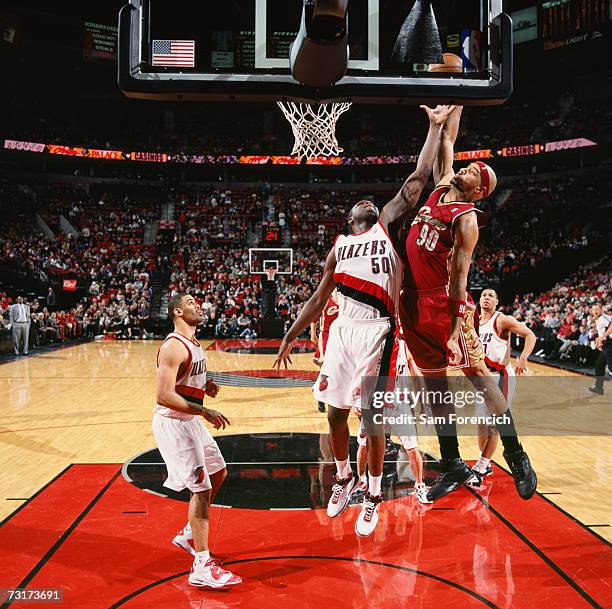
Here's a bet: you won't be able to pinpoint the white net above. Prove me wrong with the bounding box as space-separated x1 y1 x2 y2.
277 101 352 160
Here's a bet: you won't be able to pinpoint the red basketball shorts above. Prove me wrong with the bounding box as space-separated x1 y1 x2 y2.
400 286 484 374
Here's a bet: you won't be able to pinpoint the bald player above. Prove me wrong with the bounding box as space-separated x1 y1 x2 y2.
397 107 537 502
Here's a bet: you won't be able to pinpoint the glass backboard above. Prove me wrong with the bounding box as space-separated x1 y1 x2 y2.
119 0 512 105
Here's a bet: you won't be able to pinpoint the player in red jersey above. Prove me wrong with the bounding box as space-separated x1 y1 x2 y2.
311 289 339 412
275 105 456 537
398 107 537 502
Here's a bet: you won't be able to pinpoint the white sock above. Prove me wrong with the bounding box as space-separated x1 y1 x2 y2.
359 473 367 483
184 522 192 538
415 481 426 489
194 550 210 566
473 457 491 474
335 458 351 478
368 473 382 496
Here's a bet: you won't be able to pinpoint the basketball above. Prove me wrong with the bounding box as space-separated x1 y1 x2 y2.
428 52 462 73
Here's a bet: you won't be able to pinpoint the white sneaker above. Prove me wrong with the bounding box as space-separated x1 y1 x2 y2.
414 482 432 504
188 558 242 589
355 492 383 537
327 473 357 518
172 526 195 555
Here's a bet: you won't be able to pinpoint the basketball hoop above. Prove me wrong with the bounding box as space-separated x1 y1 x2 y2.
277 101 352 160
265 268 278 282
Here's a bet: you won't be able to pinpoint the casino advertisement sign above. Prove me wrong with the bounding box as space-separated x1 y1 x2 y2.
3 137 598 166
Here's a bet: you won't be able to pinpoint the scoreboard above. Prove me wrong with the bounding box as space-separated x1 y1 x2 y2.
541 0 609 40
261 225 281 246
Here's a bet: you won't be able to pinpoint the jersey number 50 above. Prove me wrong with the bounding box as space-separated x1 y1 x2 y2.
416 224 439 252
371 256 390 274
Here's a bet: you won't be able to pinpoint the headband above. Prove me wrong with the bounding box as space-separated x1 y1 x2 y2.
475 161 490 196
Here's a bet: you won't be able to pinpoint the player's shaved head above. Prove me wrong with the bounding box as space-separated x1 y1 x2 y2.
348 199 379 229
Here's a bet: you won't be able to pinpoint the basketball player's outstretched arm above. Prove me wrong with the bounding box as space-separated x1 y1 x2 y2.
273 248 337 369
379 105 456 232
433 105 464 187
447 211 479 366
497 315 537 375
157 340 230 428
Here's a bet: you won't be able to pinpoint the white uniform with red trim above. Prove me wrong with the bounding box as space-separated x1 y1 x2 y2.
478 312 516 414
357 332 419 450
152 332 226 493
314 221 404 410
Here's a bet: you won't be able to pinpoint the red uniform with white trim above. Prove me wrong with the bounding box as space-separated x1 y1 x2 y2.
478 312 516 408
152 332 226 493
399 186 485 373
314 220 403 409
313 296 339 363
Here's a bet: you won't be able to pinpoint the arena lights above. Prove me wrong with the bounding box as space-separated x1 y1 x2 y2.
2 137 598 166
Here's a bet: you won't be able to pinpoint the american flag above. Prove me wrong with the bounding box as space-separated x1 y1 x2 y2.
152 40 195 67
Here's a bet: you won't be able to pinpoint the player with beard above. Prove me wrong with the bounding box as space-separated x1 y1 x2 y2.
274 105 456 537
153 293 241 589
399 107 537 502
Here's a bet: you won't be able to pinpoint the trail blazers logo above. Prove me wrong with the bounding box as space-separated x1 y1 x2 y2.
319 375 329 391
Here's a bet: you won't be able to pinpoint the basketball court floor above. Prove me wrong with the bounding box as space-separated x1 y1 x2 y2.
1 340 610 608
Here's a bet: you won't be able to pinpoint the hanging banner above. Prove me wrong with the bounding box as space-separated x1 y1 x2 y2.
4 139 45 152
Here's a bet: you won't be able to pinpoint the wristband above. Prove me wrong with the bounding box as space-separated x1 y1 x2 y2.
448 299 467 318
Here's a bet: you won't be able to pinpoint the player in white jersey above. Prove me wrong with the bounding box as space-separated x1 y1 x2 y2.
467 288 536 488
153 293 241 590
274 105 456 537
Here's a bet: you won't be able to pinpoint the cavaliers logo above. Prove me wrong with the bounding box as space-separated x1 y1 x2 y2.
319 375 329 391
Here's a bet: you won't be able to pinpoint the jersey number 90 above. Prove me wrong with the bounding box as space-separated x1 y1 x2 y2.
415 224 439 252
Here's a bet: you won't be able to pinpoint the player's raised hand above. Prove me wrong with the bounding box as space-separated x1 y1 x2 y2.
420 104 456 126
273 337 295 369
203 408 230 430
447 333 462 367
205 378 220 398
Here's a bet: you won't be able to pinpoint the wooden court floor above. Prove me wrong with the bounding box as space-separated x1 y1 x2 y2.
1 340 610 541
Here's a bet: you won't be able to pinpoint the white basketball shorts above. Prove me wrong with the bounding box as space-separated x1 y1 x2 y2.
313 317 394 410
152 413 226 493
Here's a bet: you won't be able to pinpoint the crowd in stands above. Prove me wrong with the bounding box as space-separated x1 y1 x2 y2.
1 175 610 368
4 92 610 157
470 172 608 285
168 244 325 339
0 184 158 346
509 257 611 367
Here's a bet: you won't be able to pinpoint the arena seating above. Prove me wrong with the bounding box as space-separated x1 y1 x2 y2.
510 257 611 367
1 170 609 349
